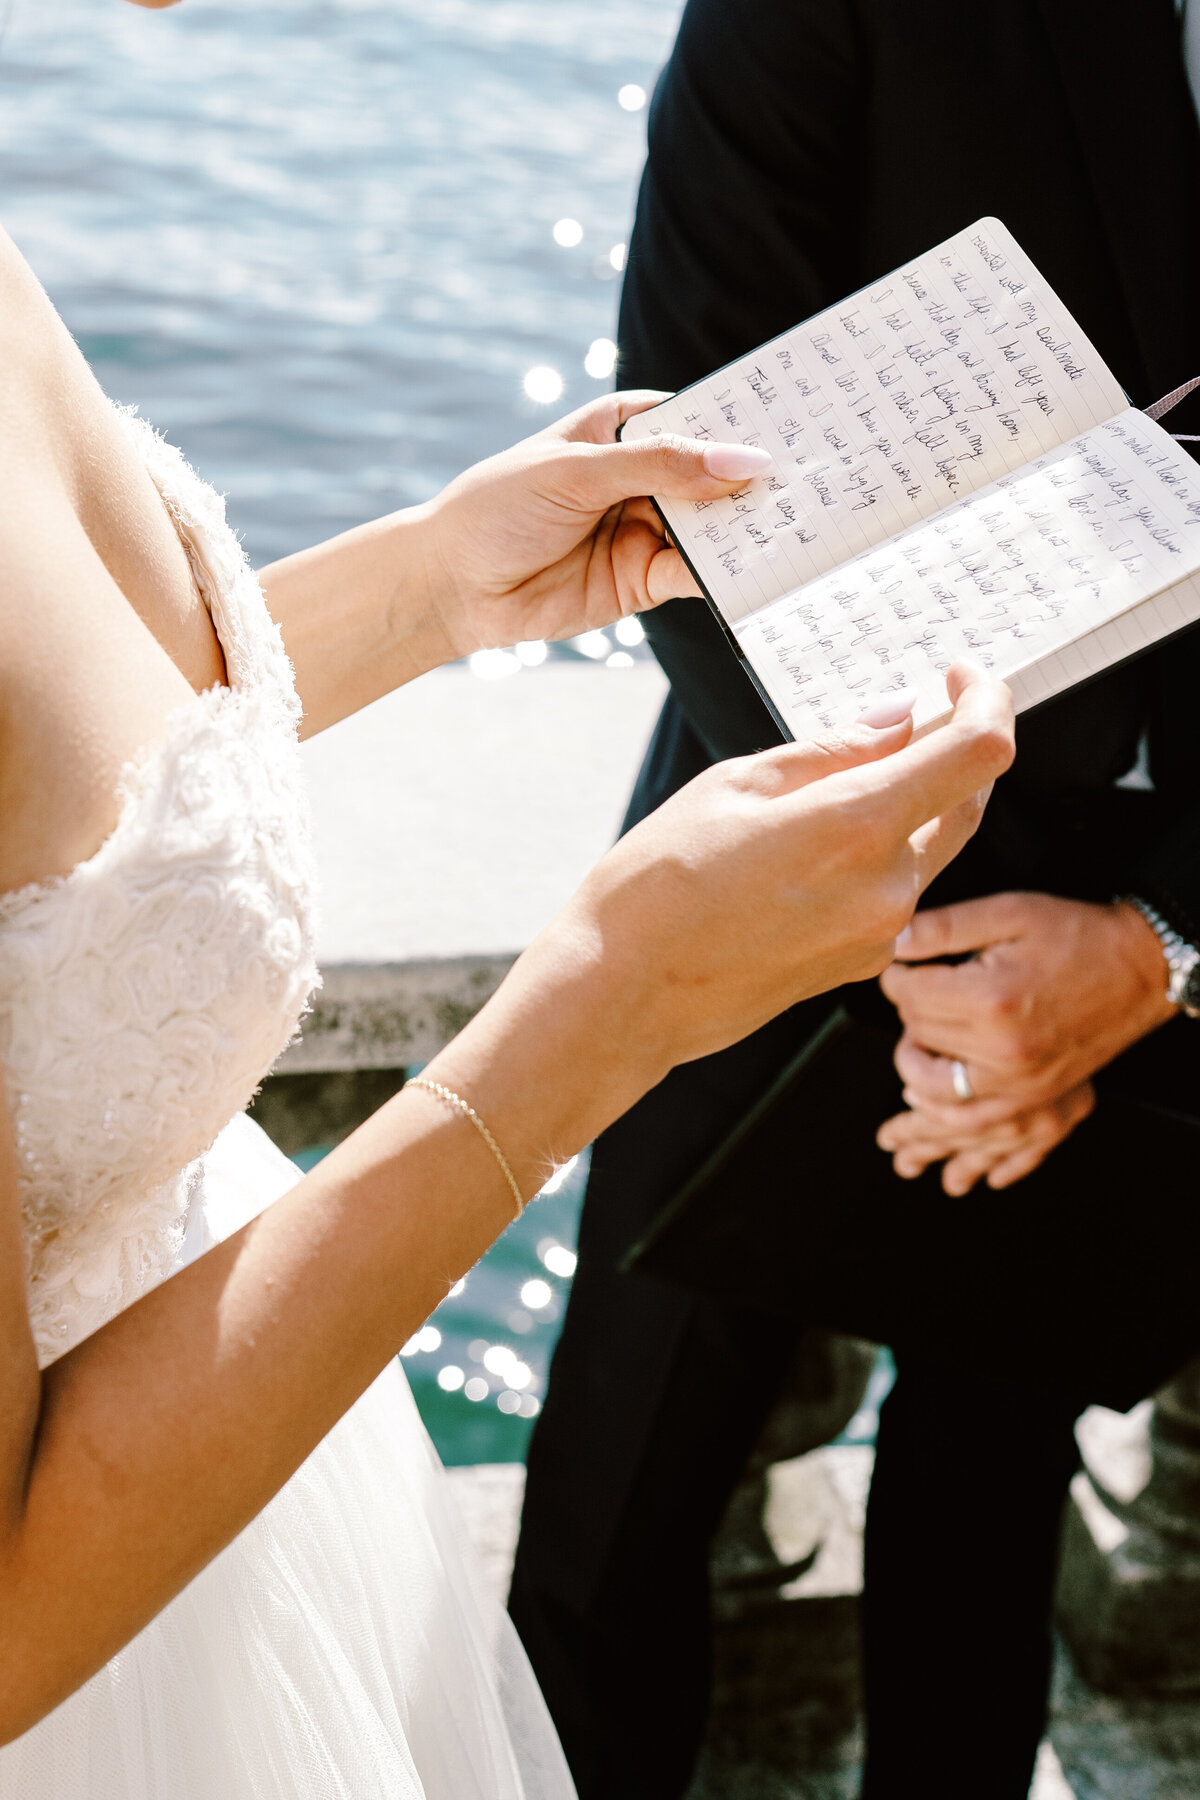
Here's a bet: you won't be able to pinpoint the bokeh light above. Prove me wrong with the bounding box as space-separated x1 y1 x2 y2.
523 365 564 404
572 629 610 660
542 1243 578 1279
584 337 617 379
469 647 521 680
401 1324 442 1356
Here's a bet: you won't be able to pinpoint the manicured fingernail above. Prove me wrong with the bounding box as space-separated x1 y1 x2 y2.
858 691 915 729
702 443 773 480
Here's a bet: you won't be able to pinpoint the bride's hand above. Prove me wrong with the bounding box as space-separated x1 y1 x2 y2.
421 391 772 657
430 665 1016 1167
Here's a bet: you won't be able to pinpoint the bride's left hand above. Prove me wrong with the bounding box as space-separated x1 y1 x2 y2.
422 391 772 657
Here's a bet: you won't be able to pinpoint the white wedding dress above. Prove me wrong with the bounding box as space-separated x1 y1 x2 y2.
0 412 576 1800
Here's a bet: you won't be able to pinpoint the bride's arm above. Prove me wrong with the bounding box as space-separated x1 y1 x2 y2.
257 392 770 737
0 670 1011 1738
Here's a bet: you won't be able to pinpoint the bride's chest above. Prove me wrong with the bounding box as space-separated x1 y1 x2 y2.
0 396 321 1363
0 686 320 1363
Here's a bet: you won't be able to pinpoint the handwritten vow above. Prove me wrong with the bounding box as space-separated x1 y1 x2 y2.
622 219 1200 739
738 413 1200 734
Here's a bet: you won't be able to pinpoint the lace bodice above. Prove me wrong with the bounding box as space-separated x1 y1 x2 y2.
0 413 319 1366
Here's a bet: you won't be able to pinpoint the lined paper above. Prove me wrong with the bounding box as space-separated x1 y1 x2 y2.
622 219 1126 623
1007 572 1200 713
734 412 1200 737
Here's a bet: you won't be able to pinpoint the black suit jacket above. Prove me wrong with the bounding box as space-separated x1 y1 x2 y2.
601 0 1200 1402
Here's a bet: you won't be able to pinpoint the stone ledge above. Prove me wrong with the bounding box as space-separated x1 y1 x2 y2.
282 660 667 1073
277 957 516 1074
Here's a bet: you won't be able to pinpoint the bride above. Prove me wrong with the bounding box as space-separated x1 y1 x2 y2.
0 1 1012 1792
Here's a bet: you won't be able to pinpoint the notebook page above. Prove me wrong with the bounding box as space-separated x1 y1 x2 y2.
622 219 1126 624
732 411 1200 739
1008 570 1200 712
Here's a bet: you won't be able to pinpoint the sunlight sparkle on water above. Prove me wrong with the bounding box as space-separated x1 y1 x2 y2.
523 365 564 404
521 1278 553 1310
437 1364 465 1392
541 1243 578 1279
584 336 617 379
609 243 627 272
552 217 584 247
618 84 647 110
539 1154 579 1197
572 629 610 660
464 1377 489 1403
401 1324 442 1356
469 647 521 680
515 638 548 666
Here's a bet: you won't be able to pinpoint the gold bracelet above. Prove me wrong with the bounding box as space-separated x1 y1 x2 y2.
405 1077 526 1221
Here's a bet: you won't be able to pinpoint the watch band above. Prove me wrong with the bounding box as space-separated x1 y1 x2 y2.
1120 895 1200 1019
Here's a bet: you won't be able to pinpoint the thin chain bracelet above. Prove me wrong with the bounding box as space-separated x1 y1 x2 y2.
404 1077 527 1221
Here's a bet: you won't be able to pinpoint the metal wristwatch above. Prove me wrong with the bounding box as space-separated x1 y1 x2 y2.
1121 896 1200 1019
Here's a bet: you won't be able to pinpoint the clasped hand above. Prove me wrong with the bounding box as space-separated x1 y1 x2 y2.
876 892 1176 1194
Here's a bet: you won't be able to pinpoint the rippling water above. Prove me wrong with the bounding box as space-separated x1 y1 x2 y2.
0 0 681 565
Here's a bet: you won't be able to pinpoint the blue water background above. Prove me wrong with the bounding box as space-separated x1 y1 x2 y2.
0 0 893 1462
0 0 681 564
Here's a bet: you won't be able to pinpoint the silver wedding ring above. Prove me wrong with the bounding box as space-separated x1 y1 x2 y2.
950 1059 975 1103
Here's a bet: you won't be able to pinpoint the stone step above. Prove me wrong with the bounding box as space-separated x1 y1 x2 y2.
443 1456 1200 1800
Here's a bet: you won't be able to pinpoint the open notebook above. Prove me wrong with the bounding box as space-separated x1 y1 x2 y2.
620 219 1200 738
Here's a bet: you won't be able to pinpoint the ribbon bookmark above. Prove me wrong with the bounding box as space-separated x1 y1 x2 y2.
1146 375 1200 437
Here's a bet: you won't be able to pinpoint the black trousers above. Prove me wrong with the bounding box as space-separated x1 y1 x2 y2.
509 1105 1082 1800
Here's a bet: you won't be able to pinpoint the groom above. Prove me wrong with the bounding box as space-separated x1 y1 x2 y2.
511 3 1200 1797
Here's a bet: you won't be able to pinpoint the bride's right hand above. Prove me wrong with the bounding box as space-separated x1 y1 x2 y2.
428 662 1014 1176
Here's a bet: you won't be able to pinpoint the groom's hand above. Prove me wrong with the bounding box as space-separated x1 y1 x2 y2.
423 391 773 659
875 892 1174 1193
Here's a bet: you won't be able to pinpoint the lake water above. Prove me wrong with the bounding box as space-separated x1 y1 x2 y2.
0 0 892 1463
0 0 681 564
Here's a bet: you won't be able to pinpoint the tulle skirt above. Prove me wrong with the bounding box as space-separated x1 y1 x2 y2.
0 1114 575 1800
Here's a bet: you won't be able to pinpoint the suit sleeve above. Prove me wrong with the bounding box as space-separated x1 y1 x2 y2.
1110 616 1200 944
617 0 865 762
1126 821 1200 946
